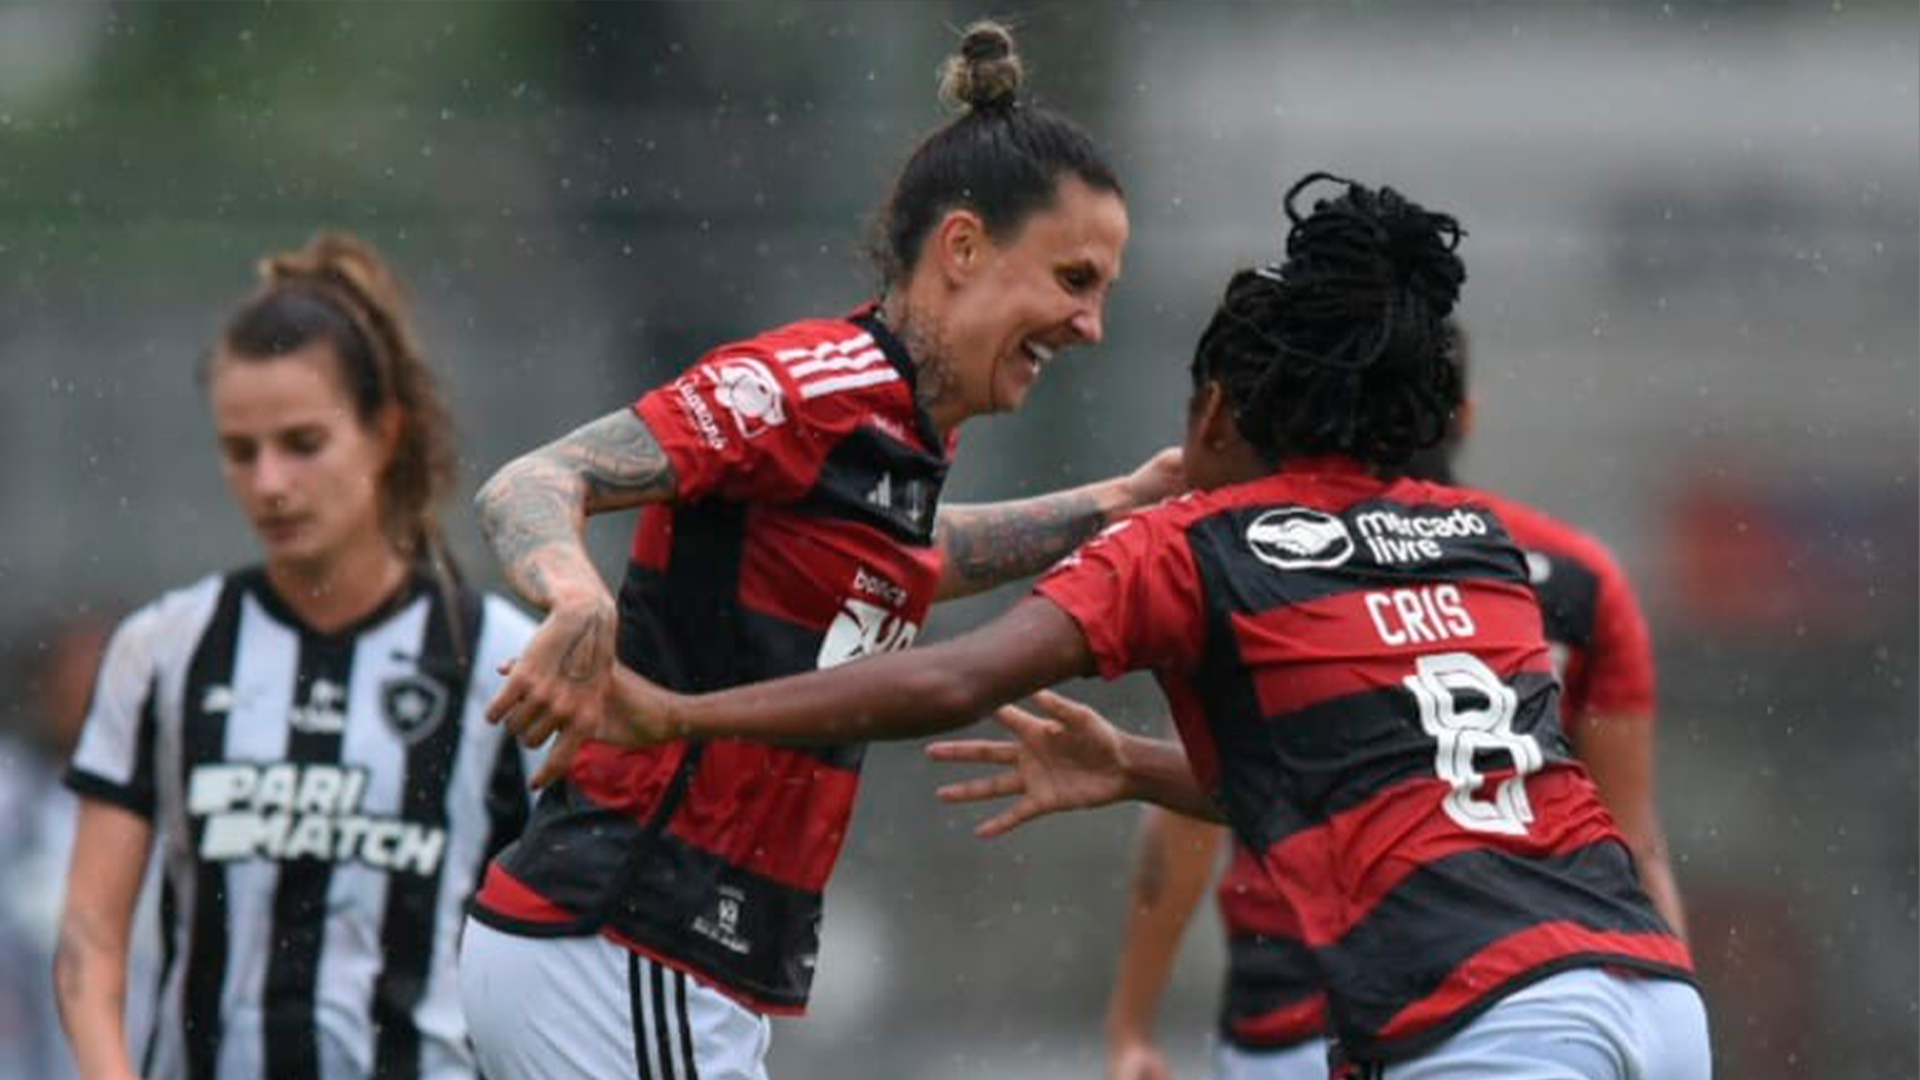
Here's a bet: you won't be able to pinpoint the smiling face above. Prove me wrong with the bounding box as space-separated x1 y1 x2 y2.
208 343 396 575
919 176 1129 427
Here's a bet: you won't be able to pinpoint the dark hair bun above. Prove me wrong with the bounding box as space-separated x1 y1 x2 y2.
938 20 1023 113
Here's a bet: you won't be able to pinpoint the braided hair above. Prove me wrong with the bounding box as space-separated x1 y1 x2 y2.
1193 172 1466 467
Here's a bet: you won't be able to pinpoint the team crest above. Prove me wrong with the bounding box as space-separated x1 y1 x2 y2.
380 674 448 745
708 355 786 438
1246 507 1355 570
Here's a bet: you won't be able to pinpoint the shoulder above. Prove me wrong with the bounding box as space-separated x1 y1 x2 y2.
104 572 231 672
1460 487 1628 581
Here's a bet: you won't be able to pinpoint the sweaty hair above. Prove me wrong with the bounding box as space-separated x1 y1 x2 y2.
1192 172 1467 467
213 232 464 610
871 19 1122 287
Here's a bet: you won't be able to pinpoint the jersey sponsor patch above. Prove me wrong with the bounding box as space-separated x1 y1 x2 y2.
1247 508 1355 570
708 355 787 437
188 762 448 875
1352 506 1492 565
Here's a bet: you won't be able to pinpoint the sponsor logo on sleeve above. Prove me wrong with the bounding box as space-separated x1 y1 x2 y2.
708 355 786 438
1246 508 1355 570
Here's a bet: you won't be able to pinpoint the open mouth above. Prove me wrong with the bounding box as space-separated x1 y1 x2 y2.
1021 340 1056 371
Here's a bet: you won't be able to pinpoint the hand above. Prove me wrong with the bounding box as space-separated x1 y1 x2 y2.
925 689 1130 837
1119 447 1186 511
485 597 617 788
1107 1037 1175 1080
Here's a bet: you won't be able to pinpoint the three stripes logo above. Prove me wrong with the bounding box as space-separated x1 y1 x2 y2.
773 331 900 401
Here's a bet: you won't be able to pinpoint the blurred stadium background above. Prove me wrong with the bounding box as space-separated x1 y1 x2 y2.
0 2 1913 1078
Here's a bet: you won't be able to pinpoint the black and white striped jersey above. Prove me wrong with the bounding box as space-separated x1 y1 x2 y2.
66 567 538 1080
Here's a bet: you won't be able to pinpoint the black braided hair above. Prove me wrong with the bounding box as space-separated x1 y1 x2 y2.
1192 172 1466 467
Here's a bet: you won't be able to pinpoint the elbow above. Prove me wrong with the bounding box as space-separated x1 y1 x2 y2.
897 662 998 736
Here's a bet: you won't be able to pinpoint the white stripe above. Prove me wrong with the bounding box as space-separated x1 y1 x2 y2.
788 347 887 378
773 332 873 363
798 368 900 400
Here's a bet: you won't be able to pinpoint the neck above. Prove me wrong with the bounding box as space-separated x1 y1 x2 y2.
880 289 967 438
264 532 410 635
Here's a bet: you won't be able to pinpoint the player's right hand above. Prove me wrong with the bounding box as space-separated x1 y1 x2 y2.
1107 1038 1175 1080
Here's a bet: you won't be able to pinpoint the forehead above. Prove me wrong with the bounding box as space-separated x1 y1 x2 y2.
1006 176 1130 276
208 345 358 431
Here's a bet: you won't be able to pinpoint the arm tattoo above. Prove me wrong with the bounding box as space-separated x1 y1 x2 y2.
935 489 1107 592
476 410 676 607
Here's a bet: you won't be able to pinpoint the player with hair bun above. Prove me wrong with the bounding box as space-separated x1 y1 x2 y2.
57 233 540 1080
463 21 1178 1080
598 173 1712 1080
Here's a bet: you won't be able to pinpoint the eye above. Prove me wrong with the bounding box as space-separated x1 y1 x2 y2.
283 427 329 457
220 438 257 466
1058 265 1097 294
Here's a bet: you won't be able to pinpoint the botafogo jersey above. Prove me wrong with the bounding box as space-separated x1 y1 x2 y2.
1209 484 1665 1051
65 569 537 1080
1036 458 1691 1063
473 306 950 1014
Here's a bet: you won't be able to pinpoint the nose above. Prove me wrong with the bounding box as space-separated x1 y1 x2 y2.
1071 303 1105 346
250 448 294 504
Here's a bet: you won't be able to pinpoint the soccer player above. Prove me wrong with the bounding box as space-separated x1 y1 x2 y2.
592 174 1711 1080
1103 326 1689 1080
55 233 540 1080
461 22 1178 1080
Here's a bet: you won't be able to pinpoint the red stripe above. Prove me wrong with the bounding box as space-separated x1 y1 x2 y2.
473 864 580 924
730 508 941 631
1231 994 1327 1046
667 740 860 890
1217 849 1304 937
1236 581 1553 719
567 740 690 821
1266 766 1622 947
1375 922 1695 1041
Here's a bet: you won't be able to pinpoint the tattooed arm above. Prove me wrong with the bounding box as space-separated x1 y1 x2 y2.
933 447 1184 601
55 799 154 1080
1105 804 1228 1080
475 409 677 786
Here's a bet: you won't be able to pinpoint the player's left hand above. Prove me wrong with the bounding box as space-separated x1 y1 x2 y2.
1118 446 1186 510
925 688 1130 837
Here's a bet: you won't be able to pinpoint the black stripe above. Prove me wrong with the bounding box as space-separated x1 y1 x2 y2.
628 954 654 1080
1529 550 1601 650
1320 839 1685 1060
480 731 530 864
181 576 245 1080
1223 933 1319 1023
674 970 699 1080
263 621 357 1080
372 588 482 1080
789 424 948 544
650 958 675 1080
140 872 181 1077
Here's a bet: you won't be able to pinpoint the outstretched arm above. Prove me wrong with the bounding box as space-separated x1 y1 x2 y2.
1105 806 1228 1080
476 409 676 787
932 448 1183 601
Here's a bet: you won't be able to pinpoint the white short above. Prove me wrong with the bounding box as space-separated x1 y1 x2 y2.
458 917 771 1080
1374 969 1710 1080
1213 1036 1329 1080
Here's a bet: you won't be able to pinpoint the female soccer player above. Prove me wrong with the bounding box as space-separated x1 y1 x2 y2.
55 233 539 1080
1102 325 1690 1080
462 21 1176 1080
594 174 1711 1080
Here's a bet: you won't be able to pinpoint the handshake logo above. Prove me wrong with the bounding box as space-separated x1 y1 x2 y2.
1245 508 1355 570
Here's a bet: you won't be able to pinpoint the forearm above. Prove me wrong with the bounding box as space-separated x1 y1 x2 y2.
54 909 136 1079
475 453 606 611
1107 808 1226 1043
1116 734 1221 822
933 479 1134 601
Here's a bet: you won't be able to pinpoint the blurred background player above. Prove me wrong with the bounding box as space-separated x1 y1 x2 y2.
462 21 1178 1080
1102 324 1689 1080
595 173 1710 1080
55 233 539 1080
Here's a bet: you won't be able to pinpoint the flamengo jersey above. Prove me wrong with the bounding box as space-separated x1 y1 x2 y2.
65 569 538 1080
1210 484 1663 1051
1036 458 1692 1063
473 308 948 1013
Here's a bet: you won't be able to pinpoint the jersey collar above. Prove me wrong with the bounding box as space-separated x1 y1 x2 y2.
1278 454 1374 477
849 301 946 459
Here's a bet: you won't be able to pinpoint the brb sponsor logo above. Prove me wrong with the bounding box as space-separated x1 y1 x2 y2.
819 568 919 669
187 762 447 876
1246 508 1355 570
1353 507 1491 565
709 355 786 438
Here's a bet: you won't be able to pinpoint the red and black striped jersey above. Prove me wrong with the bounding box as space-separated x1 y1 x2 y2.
1203 483 1668 1051
472 306 949 1014
1037 457 1691 1062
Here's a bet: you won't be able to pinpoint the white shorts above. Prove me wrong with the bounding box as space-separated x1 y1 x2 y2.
1374 968 1710 1080
458 917 772 1080
1214 1036 1329 1080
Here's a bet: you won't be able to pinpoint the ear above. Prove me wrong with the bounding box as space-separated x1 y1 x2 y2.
373 403 405 464
1454 394 1477 442
1192 379 1240 450
927 207 989 286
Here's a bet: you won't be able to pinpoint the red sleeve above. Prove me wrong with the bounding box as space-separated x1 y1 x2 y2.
1033 508 1206 679
634 345 846 503
1580 544 1657 719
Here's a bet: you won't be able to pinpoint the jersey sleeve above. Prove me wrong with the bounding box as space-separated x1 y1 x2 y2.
1033 507 1206 679
65 602 168 818
634 343 846 504
1579 544 1657 720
